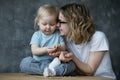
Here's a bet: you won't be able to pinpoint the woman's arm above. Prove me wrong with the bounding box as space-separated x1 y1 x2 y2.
60 51 105 75
72 51 105 76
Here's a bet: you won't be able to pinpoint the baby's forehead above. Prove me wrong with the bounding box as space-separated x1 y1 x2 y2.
40 15 57 21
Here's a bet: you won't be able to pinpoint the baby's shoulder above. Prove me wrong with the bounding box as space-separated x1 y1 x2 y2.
33 30 41 35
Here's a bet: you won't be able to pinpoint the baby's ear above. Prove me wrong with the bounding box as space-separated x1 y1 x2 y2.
37 22 40 26
35 17 39 25
37 20 41 26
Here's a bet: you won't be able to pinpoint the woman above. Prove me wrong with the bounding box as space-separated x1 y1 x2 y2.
55 3 116 80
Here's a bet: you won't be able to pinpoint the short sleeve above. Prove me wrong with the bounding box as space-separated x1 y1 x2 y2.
30 31 41 45
90 31 109 52
59 36 65 44
55 30 65 45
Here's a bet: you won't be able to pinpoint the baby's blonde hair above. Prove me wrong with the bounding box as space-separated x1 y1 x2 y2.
60 3 95 44
34 4 58 29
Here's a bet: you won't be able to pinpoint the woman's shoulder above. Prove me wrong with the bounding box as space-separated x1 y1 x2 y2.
92 31 106 39
89 31 107 43
94 31 105 36
89 31 109 51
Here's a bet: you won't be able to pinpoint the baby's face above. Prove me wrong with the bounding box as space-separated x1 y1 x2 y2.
38 14 57 35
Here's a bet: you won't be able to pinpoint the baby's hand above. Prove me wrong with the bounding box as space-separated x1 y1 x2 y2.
47 44 61 57
49 51 61 57
47 47 56 53
54 44 61 51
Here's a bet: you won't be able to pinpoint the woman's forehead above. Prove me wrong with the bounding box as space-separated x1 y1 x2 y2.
59 12 67 21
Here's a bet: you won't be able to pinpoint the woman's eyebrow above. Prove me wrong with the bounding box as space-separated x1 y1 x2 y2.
57 19 61 22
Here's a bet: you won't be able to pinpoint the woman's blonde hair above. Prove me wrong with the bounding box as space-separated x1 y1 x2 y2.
34 4 58 29
60 3 95 44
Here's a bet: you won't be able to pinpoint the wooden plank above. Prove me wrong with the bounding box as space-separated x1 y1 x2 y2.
0 73 112 80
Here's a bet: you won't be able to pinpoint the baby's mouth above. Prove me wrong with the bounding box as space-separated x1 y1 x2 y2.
45 30 51 32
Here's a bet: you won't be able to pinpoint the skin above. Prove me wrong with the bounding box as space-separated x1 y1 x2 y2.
31 14 66 56
58 12 69 36
57 12 106 76
38 15 57 35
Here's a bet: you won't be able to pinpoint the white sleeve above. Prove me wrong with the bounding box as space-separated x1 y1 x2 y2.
90 31 109 52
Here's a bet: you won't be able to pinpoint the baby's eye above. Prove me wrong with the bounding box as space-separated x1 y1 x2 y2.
50 23 56 26
42 23 47 26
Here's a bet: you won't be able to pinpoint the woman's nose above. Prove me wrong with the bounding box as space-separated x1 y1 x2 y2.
57 22 60 28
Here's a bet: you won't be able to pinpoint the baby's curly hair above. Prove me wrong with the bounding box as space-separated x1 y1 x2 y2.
60 3 95 44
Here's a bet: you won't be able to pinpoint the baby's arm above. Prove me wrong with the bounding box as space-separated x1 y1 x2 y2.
31 44 48 55
31 44 60 55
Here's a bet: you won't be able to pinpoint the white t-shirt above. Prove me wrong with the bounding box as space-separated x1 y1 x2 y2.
66 31 116 80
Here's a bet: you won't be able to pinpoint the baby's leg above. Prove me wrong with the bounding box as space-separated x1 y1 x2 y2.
54 61 76 76
43 57 61 77
20 56 50 75
49 57 61 69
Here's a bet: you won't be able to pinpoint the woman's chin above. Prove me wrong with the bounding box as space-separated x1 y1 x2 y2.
60 33 66 36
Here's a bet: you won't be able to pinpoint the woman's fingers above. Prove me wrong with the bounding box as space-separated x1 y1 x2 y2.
59 51 72 62
65 52 73 58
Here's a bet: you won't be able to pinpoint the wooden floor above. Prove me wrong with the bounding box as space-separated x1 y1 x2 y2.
0 73 111 80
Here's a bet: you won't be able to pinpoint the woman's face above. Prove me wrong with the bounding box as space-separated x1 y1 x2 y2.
58 12 69 36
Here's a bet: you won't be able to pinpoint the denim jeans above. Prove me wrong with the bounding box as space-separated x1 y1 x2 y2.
20 56 76 76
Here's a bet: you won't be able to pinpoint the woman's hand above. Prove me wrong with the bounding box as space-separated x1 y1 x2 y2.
59 51 74 62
